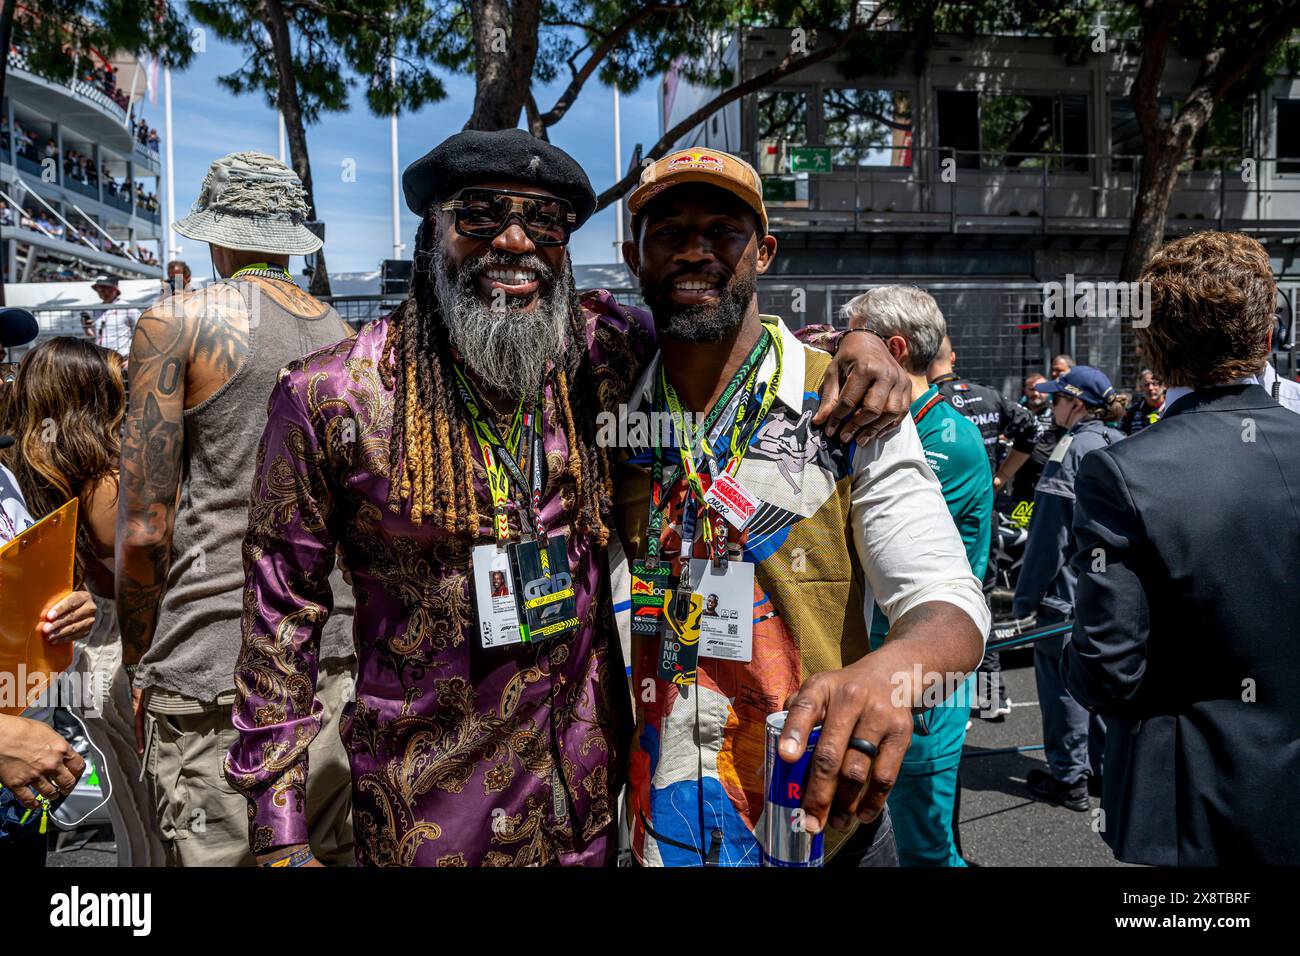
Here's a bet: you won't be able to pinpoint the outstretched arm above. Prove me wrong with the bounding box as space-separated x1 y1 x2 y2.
781 417 988 835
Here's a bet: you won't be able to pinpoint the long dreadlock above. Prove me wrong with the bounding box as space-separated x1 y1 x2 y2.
378 215 614 545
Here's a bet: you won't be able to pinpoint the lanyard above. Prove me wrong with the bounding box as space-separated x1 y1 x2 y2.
451 364 544 542
647 321 783 568
912 390 944 424
230 262 294 283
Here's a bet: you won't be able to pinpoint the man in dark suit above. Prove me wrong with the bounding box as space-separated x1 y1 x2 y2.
1062 231 1300 866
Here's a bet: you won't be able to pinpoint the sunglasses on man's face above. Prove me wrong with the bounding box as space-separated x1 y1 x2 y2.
440 188 576 247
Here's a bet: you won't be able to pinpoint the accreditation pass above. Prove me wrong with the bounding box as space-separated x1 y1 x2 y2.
688 558 754 662
473 543 524 647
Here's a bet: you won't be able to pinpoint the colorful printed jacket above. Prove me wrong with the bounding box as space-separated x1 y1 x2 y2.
226 290 652 866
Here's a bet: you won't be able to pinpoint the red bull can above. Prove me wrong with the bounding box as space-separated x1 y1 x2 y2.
761 711 824 867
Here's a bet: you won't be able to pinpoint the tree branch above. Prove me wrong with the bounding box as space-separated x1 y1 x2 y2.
538 2 686 128
595 6 877 210
525 89 548 140
1129 0 1185 147
282 0 389 27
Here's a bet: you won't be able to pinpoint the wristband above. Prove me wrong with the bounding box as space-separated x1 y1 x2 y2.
262 845 315 867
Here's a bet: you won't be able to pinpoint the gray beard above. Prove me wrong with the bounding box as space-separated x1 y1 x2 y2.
432 242 573 399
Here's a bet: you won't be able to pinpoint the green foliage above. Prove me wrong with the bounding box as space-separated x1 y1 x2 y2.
187 1 449 123
12 0 194 82
1111 0 1299 91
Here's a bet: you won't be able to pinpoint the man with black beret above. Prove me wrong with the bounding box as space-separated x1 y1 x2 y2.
227 128 909 867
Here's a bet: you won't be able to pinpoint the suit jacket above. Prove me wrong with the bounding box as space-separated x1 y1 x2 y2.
1062 384 1300 866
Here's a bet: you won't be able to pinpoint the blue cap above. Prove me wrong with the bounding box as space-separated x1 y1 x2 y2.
1035 365 1116 407
0 308 38 349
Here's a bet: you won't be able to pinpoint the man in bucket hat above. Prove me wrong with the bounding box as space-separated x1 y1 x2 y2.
117 151 357 866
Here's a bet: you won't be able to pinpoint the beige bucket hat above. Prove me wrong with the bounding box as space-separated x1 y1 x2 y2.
173 151 321 255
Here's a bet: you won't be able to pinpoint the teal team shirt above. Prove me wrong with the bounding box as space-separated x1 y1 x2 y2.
869 384 993 773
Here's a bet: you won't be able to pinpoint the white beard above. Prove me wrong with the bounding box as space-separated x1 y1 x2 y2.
432 242 573 400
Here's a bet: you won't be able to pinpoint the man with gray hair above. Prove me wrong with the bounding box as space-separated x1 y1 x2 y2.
118 151 357 866
827 286 992 865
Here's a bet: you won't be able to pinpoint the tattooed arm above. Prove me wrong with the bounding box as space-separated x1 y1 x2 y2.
116 302 193 673
118 297 209 755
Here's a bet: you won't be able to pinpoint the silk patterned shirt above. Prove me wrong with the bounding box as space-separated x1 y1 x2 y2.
225 290 653 866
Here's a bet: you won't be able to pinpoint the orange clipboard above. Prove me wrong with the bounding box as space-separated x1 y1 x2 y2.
0 497 77 716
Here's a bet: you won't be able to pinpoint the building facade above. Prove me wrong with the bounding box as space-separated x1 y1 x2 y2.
655 23 1300 393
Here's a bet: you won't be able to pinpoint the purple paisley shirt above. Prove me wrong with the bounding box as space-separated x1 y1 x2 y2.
225 290 654 867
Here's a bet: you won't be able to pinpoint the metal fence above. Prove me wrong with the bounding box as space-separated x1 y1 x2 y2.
755 145 1300 237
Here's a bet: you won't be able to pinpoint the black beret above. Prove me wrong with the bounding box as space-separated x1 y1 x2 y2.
402 128 597 228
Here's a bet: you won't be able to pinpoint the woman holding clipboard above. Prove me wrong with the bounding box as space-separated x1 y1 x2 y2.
0 321 107 865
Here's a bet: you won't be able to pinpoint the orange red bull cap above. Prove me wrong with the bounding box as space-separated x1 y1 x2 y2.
627 148 768 234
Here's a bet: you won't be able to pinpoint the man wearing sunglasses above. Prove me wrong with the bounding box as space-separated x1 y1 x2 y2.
226 128 910 867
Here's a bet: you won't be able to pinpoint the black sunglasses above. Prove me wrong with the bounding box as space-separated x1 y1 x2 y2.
440 188 576 247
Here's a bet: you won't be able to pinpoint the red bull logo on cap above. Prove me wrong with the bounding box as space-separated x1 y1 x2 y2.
667 150 725 173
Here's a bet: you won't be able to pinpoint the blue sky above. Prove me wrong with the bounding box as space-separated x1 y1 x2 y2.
142 34 663 279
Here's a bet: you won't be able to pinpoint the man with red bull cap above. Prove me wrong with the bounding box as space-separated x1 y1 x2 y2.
612 147 989 866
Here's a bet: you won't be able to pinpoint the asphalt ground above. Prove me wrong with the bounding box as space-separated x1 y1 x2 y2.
958 646 1130 867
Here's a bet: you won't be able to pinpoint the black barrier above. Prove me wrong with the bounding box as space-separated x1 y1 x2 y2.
985 619 1074 654
963 743 1045 760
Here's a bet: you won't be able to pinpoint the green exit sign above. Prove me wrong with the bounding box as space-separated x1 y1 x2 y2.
762 176 797 202
791 146 832 173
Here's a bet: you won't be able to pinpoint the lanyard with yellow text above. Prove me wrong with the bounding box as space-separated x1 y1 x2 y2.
451 363 540 541
658 320 783 569
645 322 781 684
454 365 577 643
631 327 774 647
644 324 773 566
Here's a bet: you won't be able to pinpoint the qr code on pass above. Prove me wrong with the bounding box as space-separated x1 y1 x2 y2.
727 624 738 636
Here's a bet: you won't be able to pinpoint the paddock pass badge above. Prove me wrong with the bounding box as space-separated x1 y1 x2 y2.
656 591 702 685
702 473 761 531
630 561 675 637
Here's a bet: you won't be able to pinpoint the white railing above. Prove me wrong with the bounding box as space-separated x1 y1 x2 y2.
7 50 128 123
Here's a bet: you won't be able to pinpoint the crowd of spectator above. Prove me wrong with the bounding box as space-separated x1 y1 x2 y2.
1 196 159 267
8 31 132 112
132 119 160 152
3 115 41 163
2 117 162 216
